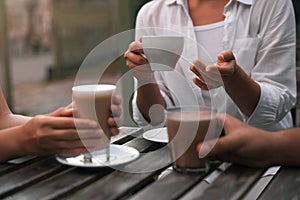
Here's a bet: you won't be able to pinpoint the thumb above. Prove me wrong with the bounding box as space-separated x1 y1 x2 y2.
197 137 233 159
217 51 235 63
197 139 219 158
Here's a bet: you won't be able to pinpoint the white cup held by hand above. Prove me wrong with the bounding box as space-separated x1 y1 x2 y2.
142 36 184 71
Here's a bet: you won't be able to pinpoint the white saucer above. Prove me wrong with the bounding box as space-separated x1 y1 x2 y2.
56 144 140 168
143 127 168 143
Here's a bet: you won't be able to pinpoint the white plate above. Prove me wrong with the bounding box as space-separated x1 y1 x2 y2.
143 127 168 143
56 144 140 168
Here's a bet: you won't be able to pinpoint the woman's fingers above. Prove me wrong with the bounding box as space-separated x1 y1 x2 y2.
110 127 120 136
125 51 148 67
191 60 206 77
215 51 237 77
218 51 235 62
111 105 122 118
48 128 102 140
192 77 209 90
190 65 204 80
112 95 122 105
128 41 144 53
191 60 225 89
108 118 120 136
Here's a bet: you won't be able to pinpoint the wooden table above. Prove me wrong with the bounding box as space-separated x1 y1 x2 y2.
0 127 299 200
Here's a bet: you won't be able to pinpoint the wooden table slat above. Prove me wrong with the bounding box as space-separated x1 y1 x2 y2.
2 126 295 200
192 165 264 200
0 127 143 198
68 146 172 200
4 168 113 200
0 157 69 198
129 162 221 200
0 163 16 174
0 156 41 175
179 163 230 200
3 137 162 200
259 167 300 200
129 171 206 200
111 127 143 145
0 127 141 176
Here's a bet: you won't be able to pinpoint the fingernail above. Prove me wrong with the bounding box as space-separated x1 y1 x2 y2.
198 144 210 158
217 54 224 62
220 54 225 61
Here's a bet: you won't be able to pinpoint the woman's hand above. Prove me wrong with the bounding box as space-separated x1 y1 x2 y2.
51 101 121 137
124 39 166 123
197 114 277 168
20 112 103 156
124 39 155 83
190 50 237 90
190 50 260 116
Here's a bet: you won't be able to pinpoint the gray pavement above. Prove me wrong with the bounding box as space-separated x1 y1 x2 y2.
13 76 74 116
11 53 52 85
11 53 120 116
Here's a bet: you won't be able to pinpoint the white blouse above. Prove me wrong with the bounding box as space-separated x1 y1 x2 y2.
194 21 225 106
132 0 296 131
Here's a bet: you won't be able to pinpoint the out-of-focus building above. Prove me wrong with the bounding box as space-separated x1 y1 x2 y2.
6 0 51 56
5 0 120 79
50 0 116 78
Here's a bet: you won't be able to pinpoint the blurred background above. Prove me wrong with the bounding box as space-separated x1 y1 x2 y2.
0 0 149 126
0 0 299 125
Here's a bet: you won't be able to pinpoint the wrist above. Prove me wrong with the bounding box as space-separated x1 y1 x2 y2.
13 123 35 158
222 64 240 85
13 125 29 157
268 131 286 166
136 73 157 86
0 126 27 163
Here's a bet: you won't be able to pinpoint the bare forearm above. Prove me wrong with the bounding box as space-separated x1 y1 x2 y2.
136 82 166 124
223 65 261 117
272 128 300 166
0 126 26 163
0 114 31 129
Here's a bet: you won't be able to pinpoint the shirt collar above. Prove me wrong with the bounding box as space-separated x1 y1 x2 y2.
166 0 253 6
166 0 183 6
237 0 253 5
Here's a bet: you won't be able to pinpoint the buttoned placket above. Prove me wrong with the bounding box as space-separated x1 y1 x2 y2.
175 1 205 105
170 0 227 107
222 0 237 50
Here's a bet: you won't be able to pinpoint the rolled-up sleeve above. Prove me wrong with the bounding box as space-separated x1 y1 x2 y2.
246 0 296 129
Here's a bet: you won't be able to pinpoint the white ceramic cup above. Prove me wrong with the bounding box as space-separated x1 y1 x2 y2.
142 36 184 71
